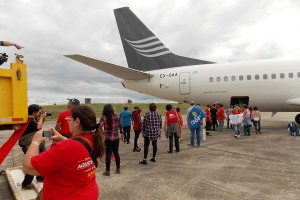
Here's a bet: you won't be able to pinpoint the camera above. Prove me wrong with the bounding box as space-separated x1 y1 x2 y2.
42 111 52 117
43 130 52 138
0 53 8 66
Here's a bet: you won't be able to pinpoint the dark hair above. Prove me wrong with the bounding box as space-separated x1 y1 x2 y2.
134 106 139 109
149 103 157 111
176 107 180 112
219 104 223 107
102 104 114 130
243 104 248 108
249 107 252 110
28 104 41 115
71 105 105 159
253 106 258 110
166 104 172 111
124 105 128 110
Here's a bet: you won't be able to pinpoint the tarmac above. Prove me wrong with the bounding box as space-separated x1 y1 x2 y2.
1 112 300 200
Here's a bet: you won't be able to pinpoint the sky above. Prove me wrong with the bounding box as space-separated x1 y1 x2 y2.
1 0 300 105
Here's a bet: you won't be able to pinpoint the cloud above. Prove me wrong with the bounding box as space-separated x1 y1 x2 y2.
2 0 300 105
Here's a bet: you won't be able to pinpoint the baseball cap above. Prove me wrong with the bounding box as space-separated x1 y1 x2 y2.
67 98 80 105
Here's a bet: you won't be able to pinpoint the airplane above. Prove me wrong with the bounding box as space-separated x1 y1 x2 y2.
65 7 300 124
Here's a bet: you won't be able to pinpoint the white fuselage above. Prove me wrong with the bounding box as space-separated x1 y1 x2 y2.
122 57 300 112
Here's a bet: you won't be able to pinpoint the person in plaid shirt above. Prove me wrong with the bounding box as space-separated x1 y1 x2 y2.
99 104 124 176
139 103 162 165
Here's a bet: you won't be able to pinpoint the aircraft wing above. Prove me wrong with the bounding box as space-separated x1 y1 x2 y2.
64 54 153 80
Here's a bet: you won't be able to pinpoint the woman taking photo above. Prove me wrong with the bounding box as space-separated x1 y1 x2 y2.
100 104 124 176
23 105 105 200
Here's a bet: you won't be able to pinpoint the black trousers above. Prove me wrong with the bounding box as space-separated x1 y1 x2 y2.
105 139 120 171
169 134 180 152
21 144 45 186
205 121 211 133
123 126 131 142
143 137 157 159
211 117 218 130
133 130 141 149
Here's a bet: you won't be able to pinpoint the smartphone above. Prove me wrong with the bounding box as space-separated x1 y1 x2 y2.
43 130 52 138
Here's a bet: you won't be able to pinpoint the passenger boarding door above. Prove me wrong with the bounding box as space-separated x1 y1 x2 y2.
179 72 190 94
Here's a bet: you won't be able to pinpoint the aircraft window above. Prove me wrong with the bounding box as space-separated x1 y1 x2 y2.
263 74 268 79
217 77 221 82
247 75 251 80
298 72 300 77
231 76 236 81
271 74 276 79
239 75 243 81
209 77 213 82
289 73 293 78
224 76 228 81
255 74 259 80
280 73 285 79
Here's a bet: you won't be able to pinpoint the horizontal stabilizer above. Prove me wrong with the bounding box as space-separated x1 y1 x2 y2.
64 54 153 80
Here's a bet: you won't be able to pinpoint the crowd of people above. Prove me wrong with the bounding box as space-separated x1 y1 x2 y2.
19 98 263 199
2 40 264 199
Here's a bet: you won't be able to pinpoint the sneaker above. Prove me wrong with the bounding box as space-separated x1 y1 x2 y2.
139 160 147 165
21 184 33 190
150 158 156 162
102 171 110 176
259 132 262 134
116 168 120 174
133 148 141 152
167 151 173 153
237 135 240 138
234 135 237 138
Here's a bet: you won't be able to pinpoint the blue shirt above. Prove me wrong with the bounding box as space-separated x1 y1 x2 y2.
188 106 206 130
120 110 132 127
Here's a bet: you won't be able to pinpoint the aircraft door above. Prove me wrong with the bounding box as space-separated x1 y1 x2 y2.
179 72 190 95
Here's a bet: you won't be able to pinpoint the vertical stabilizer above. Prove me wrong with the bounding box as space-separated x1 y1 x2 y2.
114 7 214 71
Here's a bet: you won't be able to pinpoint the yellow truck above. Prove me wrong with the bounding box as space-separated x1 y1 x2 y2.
0 55 29 165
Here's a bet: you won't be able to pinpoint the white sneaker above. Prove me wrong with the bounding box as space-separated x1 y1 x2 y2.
234 135 237 138
237 135 240 138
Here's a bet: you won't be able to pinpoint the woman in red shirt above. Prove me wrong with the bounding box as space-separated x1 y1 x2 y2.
23 105 105 200
164 104 180 153
132 106 142 152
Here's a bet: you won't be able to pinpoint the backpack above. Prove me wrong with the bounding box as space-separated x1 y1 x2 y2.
287 122 300 136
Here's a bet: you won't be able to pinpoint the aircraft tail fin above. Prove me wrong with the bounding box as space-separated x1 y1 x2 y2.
114 7 214 71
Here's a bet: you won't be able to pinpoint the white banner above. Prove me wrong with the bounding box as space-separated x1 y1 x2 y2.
229 114 243 125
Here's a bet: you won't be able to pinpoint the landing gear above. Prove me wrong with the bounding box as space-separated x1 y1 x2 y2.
295 114 300 124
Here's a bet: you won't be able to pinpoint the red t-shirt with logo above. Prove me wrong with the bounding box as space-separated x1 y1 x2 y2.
31 134 99 200
217 107 226 120
205 108 211 122
57 109 71 134
166 110 178 125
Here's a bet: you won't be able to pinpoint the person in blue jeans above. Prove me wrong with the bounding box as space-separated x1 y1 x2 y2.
120 105 132 144
186 101 206 146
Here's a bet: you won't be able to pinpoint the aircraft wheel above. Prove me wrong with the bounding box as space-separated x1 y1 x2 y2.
295 114 300 125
